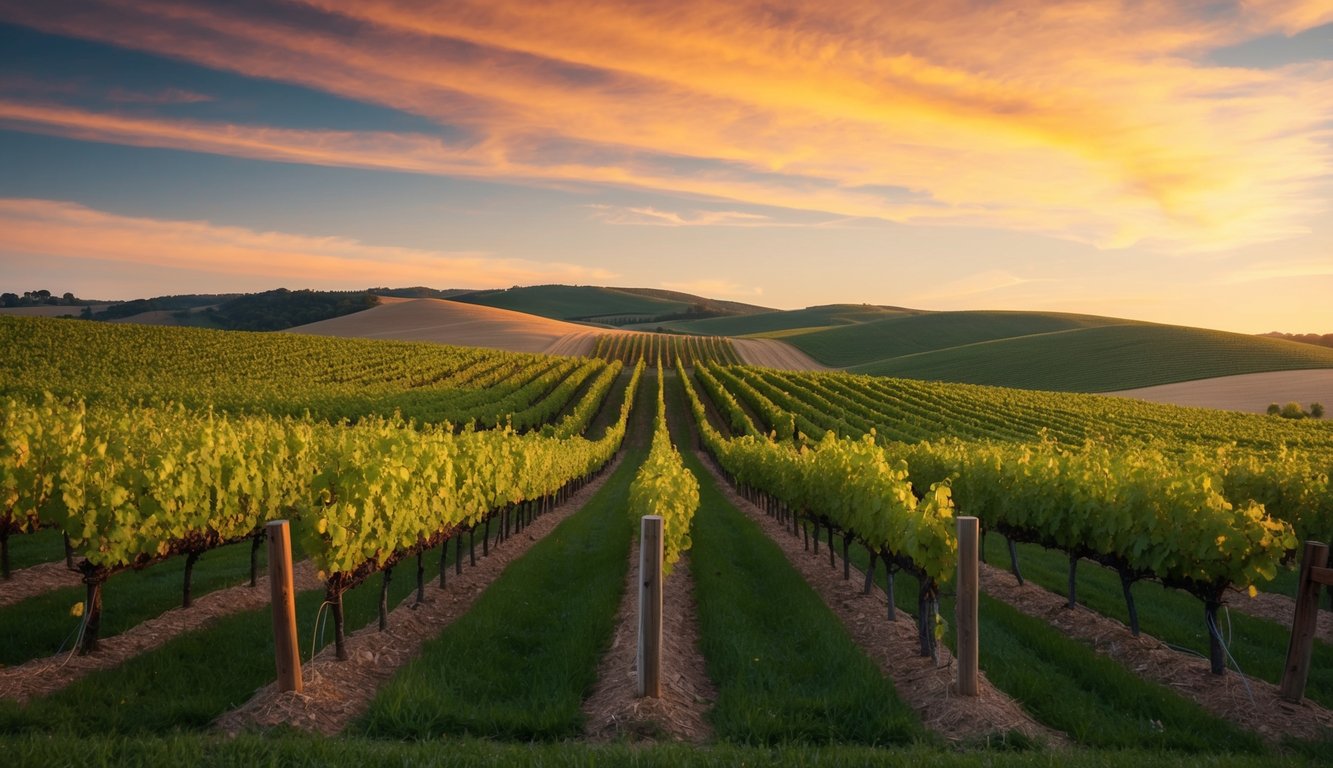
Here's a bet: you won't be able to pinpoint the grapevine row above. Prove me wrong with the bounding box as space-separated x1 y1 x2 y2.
696 364 1332 551
893 438 1297 673
1 360 645 654
627 362 699 574
679 359 956 658
592 333 740 367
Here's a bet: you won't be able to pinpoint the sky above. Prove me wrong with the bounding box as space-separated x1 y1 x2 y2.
0 1 1331 333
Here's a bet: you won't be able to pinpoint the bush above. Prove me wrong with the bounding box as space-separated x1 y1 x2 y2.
1312 402 1325 419
1267 403 1281 416
1280 402 1306 420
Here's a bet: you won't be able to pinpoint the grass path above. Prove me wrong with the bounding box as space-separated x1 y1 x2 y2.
353 375 652 741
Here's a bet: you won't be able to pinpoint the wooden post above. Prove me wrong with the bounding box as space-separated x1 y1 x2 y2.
956 516 980 696
266 519 302 694
636 515 664 699
1280 541 1330 702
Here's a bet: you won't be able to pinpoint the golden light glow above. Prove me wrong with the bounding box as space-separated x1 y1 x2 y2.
1 0 1330 250
0 199 615 286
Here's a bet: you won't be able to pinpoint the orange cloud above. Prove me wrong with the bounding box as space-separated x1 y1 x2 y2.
0 198 615 286
2 0 1330 250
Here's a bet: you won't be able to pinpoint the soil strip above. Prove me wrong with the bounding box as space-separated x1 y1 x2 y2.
1225 586 1333 643
583 544 715 743
980 562 1333 743
215 454 625 737
697 454 1063 747
0 561 321 703
0 560 83 609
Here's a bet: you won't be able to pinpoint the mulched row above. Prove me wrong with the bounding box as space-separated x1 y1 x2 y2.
0 561 320 704
979 562 1333 743
582 545 716 743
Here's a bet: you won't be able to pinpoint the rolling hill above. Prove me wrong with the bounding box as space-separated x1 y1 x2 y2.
451 284 772 325
662 304 920 337
289 296 618 355
20 280 1330 395
847 323 1333 392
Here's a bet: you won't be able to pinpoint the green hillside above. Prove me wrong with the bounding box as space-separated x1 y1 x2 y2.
849 324 1333 392
452 284 770 325
784 310 1128 368
452 285 682 321
666 304 920 337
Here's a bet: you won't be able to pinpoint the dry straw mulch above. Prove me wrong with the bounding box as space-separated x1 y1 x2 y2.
215 455 624 737
0 561 321 704
979 562 1333 743
0 560 83 609
698 454 1065 748
1222 585 1332 643
582 545 716 743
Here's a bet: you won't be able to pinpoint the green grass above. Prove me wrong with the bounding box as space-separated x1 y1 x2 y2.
982 536 1333 708
848 324 1333 392
789 311 1125 368
663 376 926 746
356 452 638 740
0 538 265 667
357 375 651 741
968 593 1262 752
3 528 68 573
0 734 1317 768
792 524 1267 753
686 476 925 745
0 542 426 734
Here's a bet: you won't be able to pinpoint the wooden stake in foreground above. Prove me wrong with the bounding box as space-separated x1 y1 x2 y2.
267 519 303 694
1280 540 1330 703
956 516 980 697
637 515 664 698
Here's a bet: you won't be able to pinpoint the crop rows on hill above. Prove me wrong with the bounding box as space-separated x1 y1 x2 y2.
0 317 610 428
592 333 740 366
698 364 1333 549
686 362 1322 671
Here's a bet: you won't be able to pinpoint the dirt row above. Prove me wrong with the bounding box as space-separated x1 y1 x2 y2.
582 545 715 743
0 561 321 704
1224 586 1333 643
978 562 1333 743
0 560 83 609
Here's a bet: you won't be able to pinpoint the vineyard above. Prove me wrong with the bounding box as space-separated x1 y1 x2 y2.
0 316 1330 767
591 332 741 366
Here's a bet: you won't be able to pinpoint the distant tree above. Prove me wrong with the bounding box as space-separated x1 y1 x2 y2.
1280 402 1306 420
1267 403 1281 416
61 292 75 305
0 293 16 308
1312 403 1325 419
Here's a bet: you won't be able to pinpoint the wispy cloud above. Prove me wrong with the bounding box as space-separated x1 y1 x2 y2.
588 204 776 227
0 198 615 286
1 0 1330 250
104 86 214 105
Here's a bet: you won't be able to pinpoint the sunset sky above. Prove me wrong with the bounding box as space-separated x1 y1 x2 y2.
1 1 1330 333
